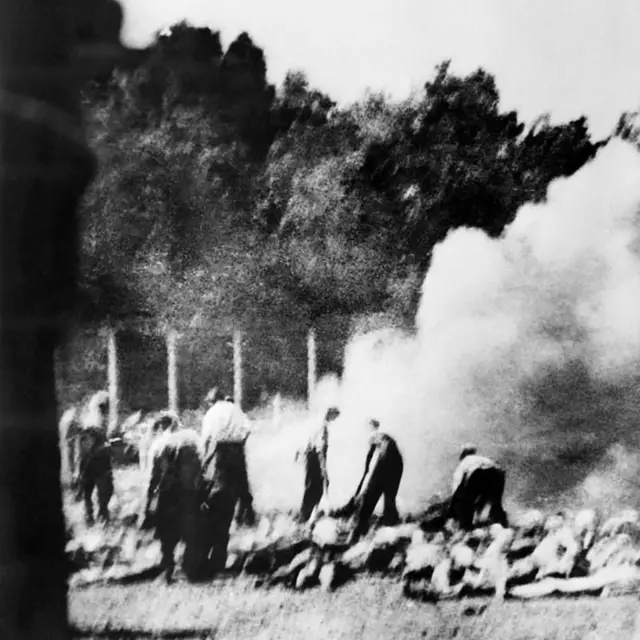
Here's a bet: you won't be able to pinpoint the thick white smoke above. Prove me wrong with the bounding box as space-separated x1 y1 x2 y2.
326 139 640 516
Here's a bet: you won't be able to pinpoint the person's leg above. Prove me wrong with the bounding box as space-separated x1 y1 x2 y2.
381 455 403 526
485 468 508 527
181 493 204 581
351 459 385 542
236 446 256 527
300 451 323 522
156 505 180 583
96 452 114 522
183 508 215 582
206 491 237 576
81 471 95 526
159 527 180 583
96 472 113 522
451 474 479 531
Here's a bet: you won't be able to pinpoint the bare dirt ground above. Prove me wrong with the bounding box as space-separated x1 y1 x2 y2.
70 576 640 640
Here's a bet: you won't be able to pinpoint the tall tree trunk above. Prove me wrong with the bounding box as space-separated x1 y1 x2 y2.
233 329 243 410
307 326 317 410
107 324 119 434
167 327 179 413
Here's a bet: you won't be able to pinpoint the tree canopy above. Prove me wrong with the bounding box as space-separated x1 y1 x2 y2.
73 22 610 406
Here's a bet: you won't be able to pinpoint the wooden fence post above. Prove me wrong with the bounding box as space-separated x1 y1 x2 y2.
167 328 179 413
233 329 243 410
307 326 317 410
107 324 119 433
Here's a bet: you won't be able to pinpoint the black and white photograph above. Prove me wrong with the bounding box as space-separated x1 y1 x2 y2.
2 0 640 638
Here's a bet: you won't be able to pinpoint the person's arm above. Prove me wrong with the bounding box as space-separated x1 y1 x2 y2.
319 424 330 491
451 461 465 495
200 412 215 459
354 443 376 498
139 443 164 528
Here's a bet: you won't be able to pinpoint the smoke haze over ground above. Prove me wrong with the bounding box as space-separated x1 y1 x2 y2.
322 139 640 517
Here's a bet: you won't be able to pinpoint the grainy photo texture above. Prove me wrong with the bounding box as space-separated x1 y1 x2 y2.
2 1 640 638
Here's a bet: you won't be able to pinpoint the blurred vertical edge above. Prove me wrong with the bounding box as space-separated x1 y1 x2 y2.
0 1 134 637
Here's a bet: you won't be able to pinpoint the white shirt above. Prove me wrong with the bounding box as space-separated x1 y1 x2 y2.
201 400 251 457
452 454 499 494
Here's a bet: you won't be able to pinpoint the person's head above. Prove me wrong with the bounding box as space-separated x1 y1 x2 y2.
368 418 380 431
204 387 225 408
89 390 110 416
459 444 477 461
324 407 340 423
152 411 179 434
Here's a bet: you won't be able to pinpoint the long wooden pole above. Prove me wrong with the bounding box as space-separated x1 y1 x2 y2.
233 329 243 410
107 324 119 434
307 326 317 410
167 328 178 413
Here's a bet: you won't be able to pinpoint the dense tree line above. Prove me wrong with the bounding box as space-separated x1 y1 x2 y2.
64 22 610 408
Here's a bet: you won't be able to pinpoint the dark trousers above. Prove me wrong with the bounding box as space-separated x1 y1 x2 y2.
191 443 247 581
300 449 323 522
79 448 113 525
155 490 200 582
233 445 255 527
352 445 403 541
187 489 237 581
449 467 508 531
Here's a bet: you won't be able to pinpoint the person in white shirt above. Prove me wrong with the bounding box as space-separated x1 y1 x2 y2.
296 406 339 522
448 445 508 531
197 387 255 578
200 388 251 454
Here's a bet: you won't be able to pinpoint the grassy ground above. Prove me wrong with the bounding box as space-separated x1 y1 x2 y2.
69 576 640 640
66 408 640 640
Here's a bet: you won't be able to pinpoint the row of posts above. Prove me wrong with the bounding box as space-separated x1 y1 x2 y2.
105 325 318 428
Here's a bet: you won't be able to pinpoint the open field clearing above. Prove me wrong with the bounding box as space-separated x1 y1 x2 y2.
69 576 640 640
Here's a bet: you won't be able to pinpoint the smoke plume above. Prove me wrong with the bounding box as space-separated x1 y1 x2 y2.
325 139 640 517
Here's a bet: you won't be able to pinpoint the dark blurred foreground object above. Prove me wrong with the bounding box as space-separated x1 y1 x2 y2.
0 0 139 636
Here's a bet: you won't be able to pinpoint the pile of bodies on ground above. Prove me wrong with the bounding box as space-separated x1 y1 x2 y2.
60 390 640 599
68 506 640 600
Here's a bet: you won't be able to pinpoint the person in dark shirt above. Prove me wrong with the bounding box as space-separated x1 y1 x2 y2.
138 428 202 583
78 391 114 525
347 418 404 543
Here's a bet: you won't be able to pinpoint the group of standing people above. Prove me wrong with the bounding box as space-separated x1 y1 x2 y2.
298 409 509 540
139 387 256 582
297 408 405 544
61 388 510 583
